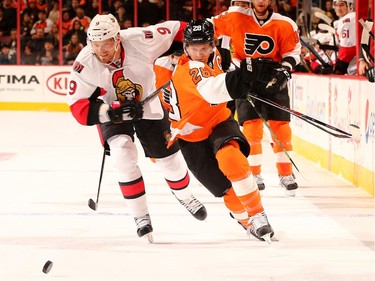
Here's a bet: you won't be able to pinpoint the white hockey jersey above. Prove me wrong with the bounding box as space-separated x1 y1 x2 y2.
66 21 186 125
335 11 356 74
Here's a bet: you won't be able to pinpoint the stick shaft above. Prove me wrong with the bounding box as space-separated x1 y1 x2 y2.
96 147 106 203
247 94 352 138
141 80 171 105
247 96 300 172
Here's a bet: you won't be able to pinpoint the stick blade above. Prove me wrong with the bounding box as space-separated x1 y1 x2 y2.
88 198 97 211
349 124 361 142
314 11 333 25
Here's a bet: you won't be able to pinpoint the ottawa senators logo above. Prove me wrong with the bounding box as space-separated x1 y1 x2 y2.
73 61 84 73
111 69 143 102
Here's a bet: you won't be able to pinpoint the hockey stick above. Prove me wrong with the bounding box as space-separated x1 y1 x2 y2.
318 23 336 34
359 18 375 40
359 19 375 63
141 80 171 105
246 93 360 139
88 81 172 211
300 37 332 68
88 146 106 211
246 95 300 172
315 11 333 25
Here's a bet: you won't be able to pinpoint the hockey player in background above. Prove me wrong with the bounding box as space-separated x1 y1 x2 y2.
164 19 282 242
66 14 207 242
211 0 301 196
333 0 357 74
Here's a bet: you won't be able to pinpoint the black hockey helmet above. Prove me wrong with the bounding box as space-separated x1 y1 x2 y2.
183 19 214 45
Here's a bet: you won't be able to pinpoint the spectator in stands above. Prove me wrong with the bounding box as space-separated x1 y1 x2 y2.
324 0 339 21
8 28 17 55
21 43 37 64
47 23 60 48
122 17 133 29
0 7 8 37
108 0 124 16
115 5 128 27
276 0 297 20
22 0 41 23
63 19 87 46
36 38 59 65
47 0 60 24
85 0 99 19
1 0 16 36
0 43 16 64
211 1 229 15
66 0 80 19
30 10 53 35
138 0 162 26
63 33 83 65
20 11 34 38
56 9 72 37
35 0 48 12
71 6 91 31
30 26 47 52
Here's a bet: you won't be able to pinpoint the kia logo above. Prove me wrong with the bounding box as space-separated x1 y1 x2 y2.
46 71 71 96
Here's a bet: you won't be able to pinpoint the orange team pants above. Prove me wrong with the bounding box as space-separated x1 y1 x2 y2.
215 140 264 218
243 119 293 176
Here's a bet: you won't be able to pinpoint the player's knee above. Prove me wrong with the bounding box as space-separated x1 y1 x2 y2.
155 151 187 180
243 119 263 142
107 134 138 172
216 142 250 182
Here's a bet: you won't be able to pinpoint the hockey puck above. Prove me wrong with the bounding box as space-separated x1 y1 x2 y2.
42 260 53 274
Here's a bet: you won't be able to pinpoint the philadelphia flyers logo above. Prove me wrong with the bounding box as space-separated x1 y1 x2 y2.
244 33 275 56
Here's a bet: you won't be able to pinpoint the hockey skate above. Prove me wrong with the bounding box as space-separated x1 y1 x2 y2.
174 194 207 221
253 174 265 191
247 211 274 244
279 175 298 197
134 214 153 243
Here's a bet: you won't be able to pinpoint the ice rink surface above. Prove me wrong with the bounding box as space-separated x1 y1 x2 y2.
0 111 374 281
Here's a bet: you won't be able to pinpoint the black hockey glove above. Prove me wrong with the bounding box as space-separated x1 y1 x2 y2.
217 38 231 72
365 66 375 83
107 100 144 123
265 65 292 94
225 58 277 100
240 57 278 86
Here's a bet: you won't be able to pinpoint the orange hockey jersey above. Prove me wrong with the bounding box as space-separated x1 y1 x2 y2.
167 50 232 145
211 6 301 68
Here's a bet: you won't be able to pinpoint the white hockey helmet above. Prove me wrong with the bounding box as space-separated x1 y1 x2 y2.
333 0 354 10
87 14 120 42
230 0 251 6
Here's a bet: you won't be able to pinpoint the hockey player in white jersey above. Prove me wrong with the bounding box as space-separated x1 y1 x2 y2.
333 0 357 74
66 14 207 242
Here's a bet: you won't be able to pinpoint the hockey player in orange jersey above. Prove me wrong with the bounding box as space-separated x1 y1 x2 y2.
211 0 301 196
164 19 288 242
154 49 183 110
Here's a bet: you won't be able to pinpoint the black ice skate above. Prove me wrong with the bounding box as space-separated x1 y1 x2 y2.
253 174 265 191
174 194 207 221
279 175 298 197
247 211 274 244
134 214 153 243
